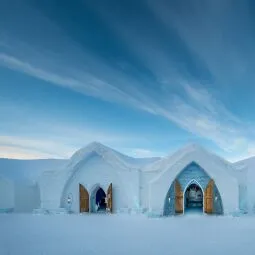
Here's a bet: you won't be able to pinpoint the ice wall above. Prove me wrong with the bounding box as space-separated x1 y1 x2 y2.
14 183 40 212
0 177 14 211
61 153 140 213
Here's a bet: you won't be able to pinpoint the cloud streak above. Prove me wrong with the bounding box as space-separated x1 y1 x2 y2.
0 124 144 159
1 0 255 159
2 50 253 158
0 145 63 160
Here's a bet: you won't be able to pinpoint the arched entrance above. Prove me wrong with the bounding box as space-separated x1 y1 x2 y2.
90 185 107 213
96 188 107 212
184 182 203 214
163 162 224 216
90 183 113 213
79 184 89 213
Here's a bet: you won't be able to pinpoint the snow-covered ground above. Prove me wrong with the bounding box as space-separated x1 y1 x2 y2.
1 214 255 255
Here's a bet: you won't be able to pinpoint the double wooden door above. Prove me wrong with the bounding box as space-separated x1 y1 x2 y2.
174 179 214 214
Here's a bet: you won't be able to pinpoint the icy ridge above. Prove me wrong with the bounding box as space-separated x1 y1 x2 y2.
68 141 157 172
143 143 234 173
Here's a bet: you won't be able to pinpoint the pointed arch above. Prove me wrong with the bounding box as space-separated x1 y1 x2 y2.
163 161 224 216
183 179 204 214
90 184 106 213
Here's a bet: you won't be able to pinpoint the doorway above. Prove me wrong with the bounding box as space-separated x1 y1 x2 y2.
95 188 107 212
184 183 203 214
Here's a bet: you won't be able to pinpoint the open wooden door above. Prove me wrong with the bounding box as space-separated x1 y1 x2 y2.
204 179 214 214
175 180 183 214
107 183 113 213
79 184 89 213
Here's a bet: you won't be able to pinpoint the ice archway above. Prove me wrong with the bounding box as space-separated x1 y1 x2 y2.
163 162 223 216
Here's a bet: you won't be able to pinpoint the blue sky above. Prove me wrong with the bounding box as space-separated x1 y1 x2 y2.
1 0 255 161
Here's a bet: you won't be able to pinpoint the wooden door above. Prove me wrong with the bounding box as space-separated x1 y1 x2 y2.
107 183 113 213
79 184 89 213
204 179 214 214
175 180 183 214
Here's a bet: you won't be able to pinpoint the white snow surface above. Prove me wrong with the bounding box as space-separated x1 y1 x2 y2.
1 214 255 255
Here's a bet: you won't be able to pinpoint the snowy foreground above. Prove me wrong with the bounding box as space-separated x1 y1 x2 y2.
1 214 255 255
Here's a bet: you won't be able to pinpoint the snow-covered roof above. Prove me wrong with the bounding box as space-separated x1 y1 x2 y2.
68 141 160 172
143 144 232 173
39 142 160 209
234 156 255 171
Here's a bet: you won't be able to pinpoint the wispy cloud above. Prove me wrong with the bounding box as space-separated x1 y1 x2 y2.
1 0 255 160
3 49 253 158
166 85 253 154
0 53 133 105
0 145 63 160
0 135 75 159
0 116 144 159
